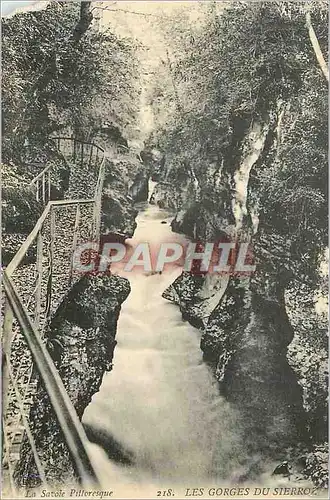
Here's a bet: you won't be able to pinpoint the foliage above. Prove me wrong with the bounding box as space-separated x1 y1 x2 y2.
149 0 328 285
2 0 140 162
2 164 42 233
304 444 329 488
255 63 328 286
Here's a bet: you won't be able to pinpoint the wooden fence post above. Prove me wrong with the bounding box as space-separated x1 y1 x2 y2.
1 300 14 417
48 170 51 202
88 144 93 169
36 179 40 202
81 143 84 168
34 231 43 330
69 205 81 285
42 174 46 203
46 207 55 321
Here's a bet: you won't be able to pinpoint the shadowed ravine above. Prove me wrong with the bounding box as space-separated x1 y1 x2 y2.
83 198 242 484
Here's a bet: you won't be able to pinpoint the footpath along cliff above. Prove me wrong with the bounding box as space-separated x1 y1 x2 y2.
2 0 328 491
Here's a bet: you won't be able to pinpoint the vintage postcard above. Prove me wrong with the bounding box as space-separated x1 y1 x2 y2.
1 1 328 499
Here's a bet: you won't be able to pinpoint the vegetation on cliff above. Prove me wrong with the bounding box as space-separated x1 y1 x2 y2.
2 0 141 239
150 1 328 275
2 0 139 162
2 0 328 490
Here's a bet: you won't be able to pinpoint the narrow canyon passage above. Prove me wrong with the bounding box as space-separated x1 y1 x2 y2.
83 195 230 484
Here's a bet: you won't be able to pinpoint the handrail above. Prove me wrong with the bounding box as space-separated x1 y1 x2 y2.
51 137 105 151
10 135 106 275
29 138 105 186
2 136 107 489
6 199 95 277
31 164 53 184
29 137 106 207
3 272 101 487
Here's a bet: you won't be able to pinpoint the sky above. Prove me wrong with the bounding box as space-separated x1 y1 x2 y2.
1 0 202 17
1 1 41 16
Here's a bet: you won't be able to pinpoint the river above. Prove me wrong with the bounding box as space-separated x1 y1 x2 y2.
83 193 242 492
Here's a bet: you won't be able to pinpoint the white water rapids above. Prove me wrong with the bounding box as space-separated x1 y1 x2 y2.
82 195 243 490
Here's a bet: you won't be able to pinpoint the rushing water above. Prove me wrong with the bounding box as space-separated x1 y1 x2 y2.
83 195 243 490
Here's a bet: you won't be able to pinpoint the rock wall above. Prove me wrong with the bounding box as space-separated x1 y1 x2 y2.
101 156 148 239
154 112 310 465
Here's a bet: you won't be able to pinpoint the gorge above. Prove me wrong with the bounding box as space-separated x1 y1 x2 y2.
2 0 328 495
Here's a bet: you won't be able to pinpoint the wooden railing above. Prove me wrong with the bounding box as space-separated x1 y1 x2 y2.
2 137 106 493
2 273 101 490
30 137 105 212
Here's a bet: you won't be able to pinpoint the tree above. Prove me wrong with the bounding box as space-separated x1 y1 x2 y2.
1 0 139 162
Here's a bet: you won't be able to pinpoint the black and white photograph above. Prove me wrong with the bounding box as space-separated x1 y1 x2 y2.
1 1 328 499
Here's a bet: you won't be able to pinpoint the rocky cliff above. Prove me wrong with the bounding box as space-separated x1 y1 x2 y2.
147 107 327 482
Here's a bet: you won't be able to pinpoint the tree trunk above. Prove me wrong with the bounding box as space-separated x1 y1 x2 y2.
306 10 329 82
73 1 93 42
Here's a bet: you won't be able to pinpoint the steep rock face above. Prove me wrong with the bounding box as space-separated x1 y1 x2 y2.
148 162 235 242
14 274 130 488
161 114 307 457
200 278 249 371
99 128 149 204
163 272 229 330
101 157 140 238
285 279 328 450
141 147 165 182
149 181 179 209
129 170 149 203
221 271 306 455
